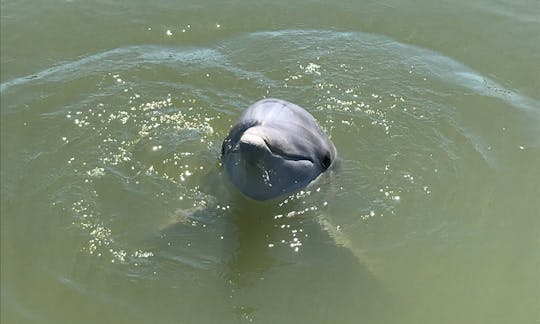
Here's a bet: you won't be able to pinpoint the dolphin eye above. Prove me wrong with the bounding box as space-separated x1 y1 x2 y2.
321 153 332 170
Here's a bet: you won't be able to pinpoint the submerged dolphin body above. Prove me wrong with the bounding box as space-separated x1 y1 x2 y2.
221 98 337 200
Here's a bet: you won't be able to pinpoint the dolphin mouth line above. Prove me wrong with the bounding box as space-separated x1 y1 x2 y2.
261 138 314 163
230 143 312 163
236 130 314 163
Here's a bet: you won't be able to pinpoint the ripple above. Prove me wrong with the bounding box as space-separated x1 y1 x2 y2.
2 29 538 277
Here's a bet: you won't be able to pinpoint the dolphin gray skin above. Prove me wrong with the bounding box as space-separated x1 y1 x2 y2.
221 98 337 200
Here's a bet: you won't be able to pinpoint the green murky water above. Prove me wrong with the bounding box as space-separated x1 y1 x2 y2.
1 1 539 323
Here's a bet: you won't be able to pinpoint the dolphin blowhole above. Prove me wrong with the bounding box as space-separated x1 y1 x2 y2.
221 98 336 201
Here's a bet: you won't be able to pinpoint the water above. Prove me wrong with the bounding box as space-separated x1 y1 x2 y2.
1 0 539 323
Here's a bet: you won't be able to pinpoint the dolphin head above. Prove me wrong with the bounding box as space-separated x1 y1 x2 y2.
221 99 336 200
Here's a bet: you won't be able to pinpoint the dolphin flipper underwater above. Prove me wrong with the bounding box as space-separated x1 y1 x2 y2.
221 98 337 200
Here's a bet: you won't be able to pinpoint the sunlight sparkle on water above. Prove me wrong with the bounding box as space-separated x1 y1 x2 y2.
86 167 105 178
303 62 321 75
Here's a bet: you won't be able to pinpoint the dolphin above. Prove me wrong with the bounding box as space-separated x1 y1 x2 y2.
221 98 337 200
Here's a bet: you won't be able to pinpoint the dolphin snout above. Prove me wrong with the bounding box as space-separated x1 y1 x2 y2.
239 132 271 165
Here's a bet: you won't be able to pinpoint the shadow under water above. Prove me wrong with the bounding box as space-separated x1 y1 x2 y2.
154 186 399 324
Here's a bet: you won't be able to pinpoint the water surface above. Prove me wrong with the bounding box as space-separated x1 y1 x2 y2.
1 1 539 323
